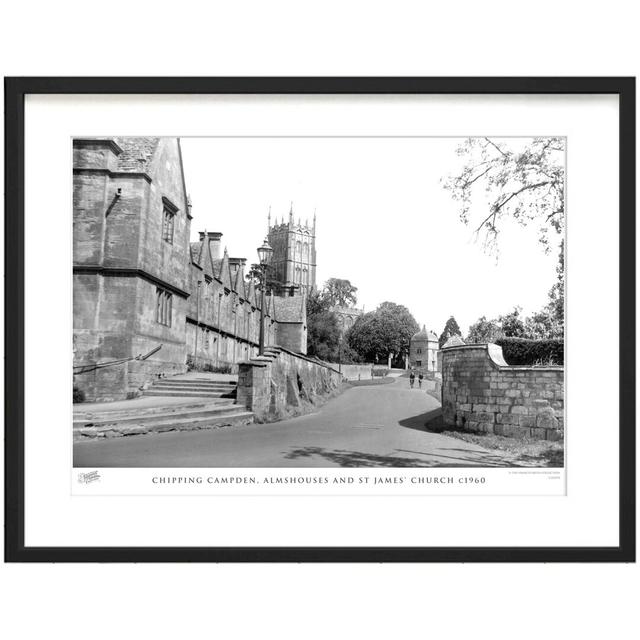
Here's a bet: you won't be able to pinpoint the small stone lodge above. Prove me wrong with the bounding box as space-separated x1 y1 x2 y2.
409 326 439 371
73 137 308 401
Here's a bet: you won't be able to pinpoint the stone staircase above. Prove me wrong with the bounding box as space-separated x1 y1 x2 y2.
74 375 253 440
143 377 238 399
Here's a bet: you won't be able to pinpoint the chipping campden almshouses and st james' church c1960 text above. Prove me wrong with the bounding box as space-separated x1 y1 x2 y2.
73 137 314 401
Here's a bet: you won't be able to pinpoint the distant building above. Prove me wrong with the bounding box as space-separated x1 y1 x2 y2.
267 204 317 296
409 326 439 371
73 137 307 401
331 305 364 337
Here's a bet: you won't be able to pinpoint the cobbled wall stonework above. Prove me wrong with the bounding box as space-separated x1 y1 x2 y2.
441 343 564 440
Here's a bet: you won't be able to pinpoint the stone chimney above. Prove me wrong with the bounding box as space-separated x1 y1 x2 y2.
199 231 223 261
228 257 247 276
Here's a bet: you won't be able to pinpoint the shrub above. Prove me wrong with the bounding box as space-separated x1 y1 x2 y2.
73 385 85 403
495 337 564 366
186 357 232 374
211 364 233 374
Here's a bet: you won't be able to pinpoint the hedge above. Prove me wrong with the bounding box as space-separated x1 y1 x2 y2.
494 337 564 366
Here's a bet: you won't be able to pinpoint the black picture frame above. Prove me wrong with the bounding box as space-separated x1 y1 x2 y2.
4 77 635 563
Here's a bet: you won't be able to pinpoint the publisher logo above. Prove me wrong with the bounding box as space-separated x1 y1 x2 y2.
78 470 101 484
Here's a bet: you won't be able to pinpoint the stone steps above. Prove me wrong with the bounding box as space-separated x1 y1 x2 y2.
74 396 253 438
74 409 254 439
74 399 239 428
143 389 235 398
143 378 237 399
152 379 237 387
73 371 252 439
150 384 236 392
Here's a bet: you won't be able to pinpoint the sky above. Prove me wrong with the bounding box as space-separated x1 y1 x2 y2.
180 137 563 336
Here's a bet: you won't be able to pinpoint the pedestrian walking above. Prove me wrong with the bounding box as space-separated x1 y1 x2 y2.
418 372 423 389
409 370 415 389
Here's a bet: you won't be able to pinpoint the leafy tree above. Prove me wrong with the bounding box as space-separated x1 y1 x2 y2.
439 315 462 348
467 302 562 344
306 290 341 361
445 138 566 338
524 309 560 340
324 278 358 307
337 342 362 365
546 238 565 332
443 137 565 254
245 262 280 293
347 301 419 365
305 290 361 363
519 241 565 340
498 307 526 338
466 316 503 344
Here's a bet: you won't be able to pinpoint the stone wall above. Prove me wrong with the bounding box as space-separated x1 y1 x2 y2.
339 364 374 380
441 343 564 440
237 347 342 421
275 321 307 354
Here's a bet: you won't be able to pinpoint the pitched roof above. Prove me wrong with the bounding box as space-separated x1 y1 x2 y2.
412 325 438 342
246 279 256 306
233 264 247 298
218 250 232 289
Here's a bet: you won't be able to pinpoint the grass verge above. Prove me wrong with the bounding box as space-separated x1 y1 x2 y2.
425 413 564 468
346 377 395 387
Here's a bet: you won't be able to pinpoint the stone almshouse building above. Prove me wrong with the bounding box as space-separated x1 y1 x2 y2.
73 137 307 401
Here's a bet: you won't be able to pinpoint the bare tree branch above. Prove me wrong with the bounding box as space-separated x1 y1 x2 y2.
484 137 509 158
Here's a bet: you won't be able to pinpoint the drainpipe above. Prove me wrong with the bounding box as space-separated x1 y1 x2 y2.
233 293 238 364
194 280 201 369
216 292 222 366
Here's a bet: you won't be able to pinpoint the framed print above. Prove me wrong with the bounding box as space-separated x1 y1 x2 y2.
4 77 635 562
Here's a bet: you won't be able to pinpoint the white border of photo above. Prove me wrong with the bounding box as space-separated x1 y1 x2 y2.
24 93 618 548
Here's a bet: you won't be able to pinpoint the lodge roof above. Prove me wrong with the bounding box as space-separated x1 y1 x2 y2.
412 325 438 342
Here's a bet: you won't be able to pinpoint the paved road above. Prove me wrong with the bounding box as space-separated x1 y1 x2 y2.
74 377 516 468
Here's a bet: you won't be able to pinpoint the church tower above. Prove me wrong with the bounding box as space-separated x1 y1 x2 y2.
267 203 317 296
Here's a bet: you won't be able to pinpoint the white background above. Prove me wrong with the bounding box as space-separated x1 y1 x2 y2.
1 2 638 640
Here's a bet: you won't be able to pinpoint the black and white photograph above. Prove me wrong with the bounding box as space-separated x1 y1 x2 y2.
2 3 638 638
72 135 565 471
6 75 632 563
